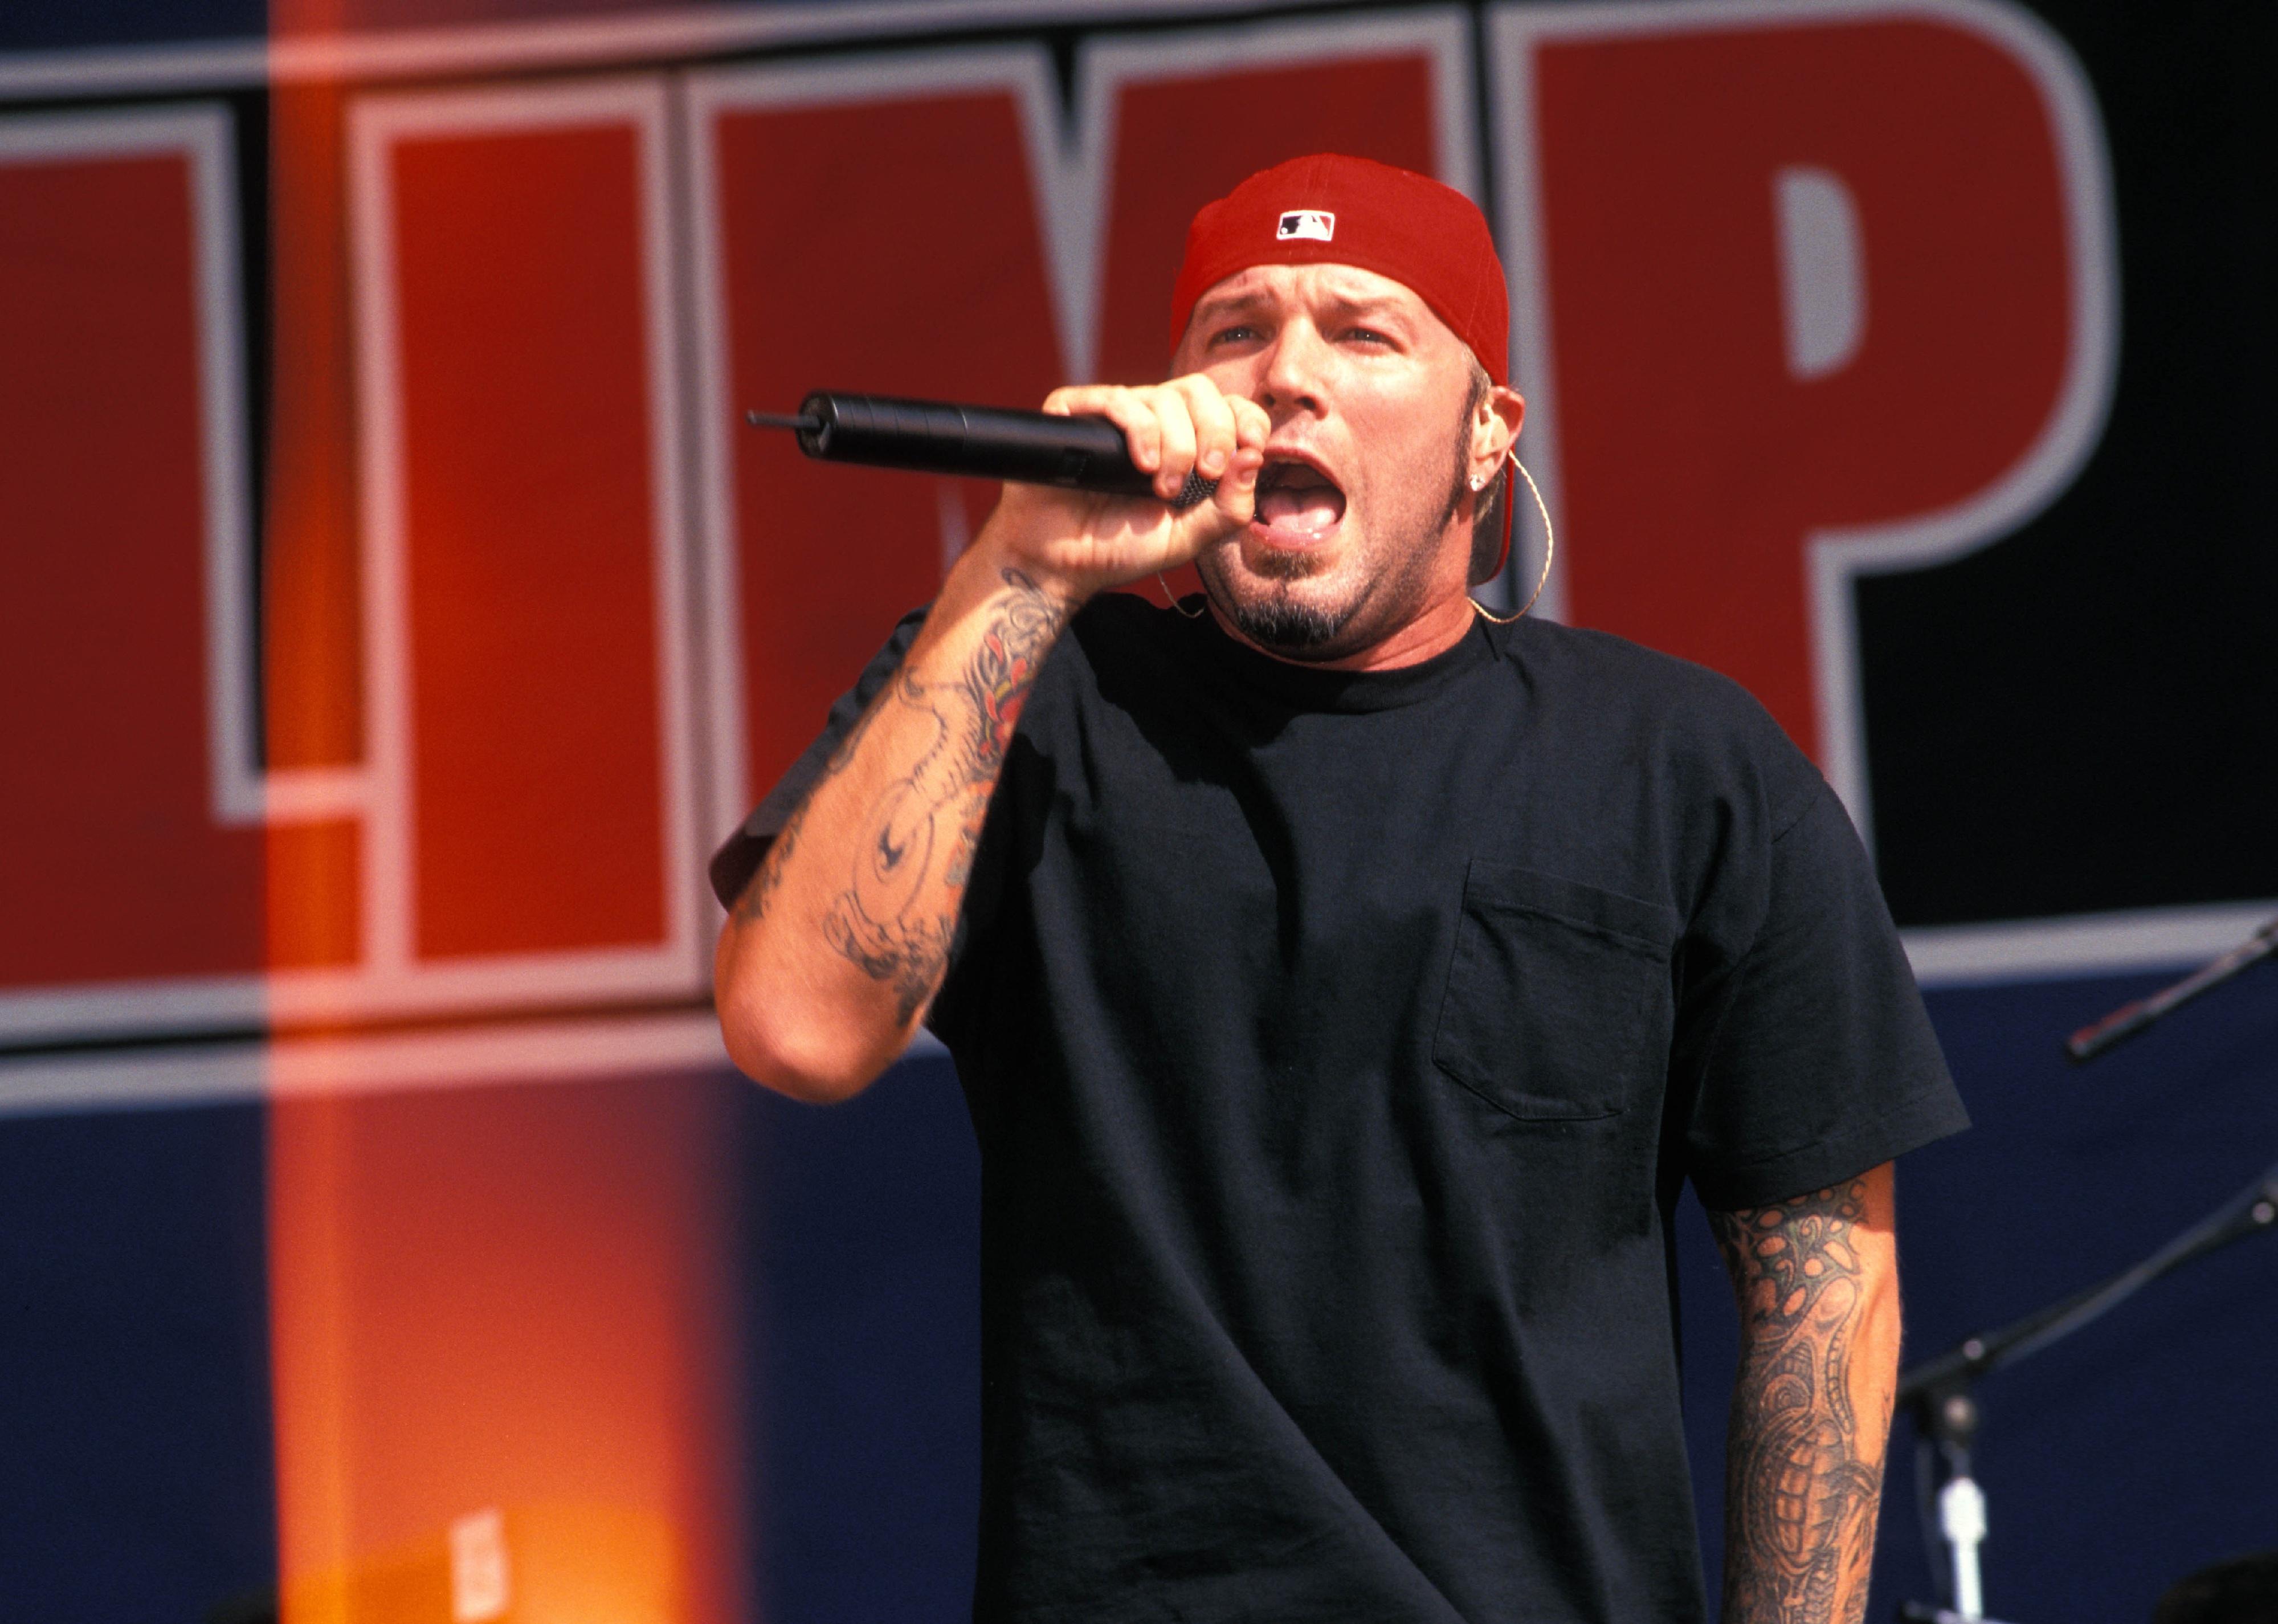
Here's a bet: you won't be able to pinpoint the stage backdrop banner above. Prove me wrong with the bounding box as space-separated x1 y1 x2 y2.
0 2 2270 1622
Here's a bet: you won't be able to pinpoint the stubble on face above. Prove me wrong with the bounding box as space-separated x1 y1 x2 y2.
1204 509 1434 654
1178 265 1488 664
1201 385 1477 659
1213 529 1344 649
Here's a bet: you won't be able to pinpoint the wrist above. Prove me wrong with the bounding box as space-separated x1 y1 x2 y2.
956 515 1105 610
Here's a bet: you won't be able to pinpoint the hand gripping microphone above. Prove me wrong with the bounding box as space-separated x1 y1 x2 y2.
745 391 1220 508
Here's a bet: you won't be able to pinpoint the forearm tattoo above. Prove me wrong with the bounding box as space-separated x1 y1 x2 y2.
1710 1180 1887 1624
734 570 1069 1024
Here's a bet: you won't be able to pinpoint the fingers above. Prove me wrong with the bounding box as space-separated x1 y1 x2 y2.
1044 377 1259 504
1169 375 1236 486
1044 384 1162 489
1204 444 1265 530
1152 390 1201 503
1177 383 1265 530
1228 394 1270 453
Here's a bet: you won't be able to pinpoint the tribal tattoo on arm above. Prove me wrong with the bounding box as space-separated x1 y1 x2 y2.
734 569 1071 1025
1710 1179 1889 1624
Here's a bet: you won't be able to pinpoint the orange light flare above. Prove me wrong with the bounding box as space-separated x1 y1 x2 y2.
258 17 749 1617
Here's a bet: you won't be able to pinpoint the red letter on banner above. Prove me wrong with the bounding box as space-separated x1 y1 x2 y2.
0 131 267 992
377 100 677 960
1092 53 1443 381
701 77 1068 802
1536 18 2080 760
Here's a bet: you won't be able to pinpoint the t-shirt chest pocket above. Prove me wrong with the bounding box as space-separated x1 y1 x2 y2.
1431 862 1680 1121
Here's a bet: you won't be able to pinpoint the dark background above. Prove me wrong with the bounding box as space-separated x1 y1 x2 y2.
1852 2 2278 925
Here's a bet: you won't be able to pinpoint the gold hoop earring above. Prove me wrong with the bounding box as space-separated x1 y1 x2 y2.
1471 456 1555 626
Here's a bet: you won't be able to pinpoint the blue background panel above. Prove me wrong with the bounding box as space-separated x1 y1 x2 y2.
2 962 2268 1623
1867 972 2278 1622
738 1055 983 1624
0 1099 279 1622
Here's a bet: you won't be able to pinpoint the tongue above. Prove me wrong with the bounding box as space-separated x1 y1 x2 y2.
1256 482 1345 537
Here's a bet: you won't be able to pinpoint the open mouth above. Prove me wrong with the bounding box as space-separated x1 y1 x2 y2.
1252 456 1347 544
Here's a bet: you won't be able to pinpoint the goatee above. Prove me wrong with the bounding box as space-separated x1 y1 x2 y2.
1225 594 1352 652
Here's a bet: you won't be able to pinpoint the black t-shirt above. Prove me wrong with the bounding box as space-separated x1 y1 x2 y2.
713 594 1967 1624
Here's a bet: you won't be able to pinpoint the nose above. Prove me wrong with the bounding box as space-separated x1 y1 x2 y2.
1255 319 1329 418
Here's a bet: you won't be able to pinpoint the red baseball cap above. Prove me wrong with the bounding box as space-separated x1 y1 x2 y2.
1168 153 1516 577
1169 153 1509 384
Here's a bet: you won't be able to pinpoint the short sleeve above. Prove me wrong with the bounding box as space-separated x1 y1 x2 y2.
707 607 929 909
1681 782 1970 1211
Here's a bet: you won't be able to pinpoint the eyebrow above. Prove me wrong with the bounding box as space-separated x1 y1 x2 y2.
1191 289 1419 327
1190 291 1271 325
1324 294 1412 319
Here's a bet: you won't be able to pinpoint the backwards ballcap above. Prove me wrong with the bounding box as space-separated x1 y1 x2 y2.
1168 153 1516 578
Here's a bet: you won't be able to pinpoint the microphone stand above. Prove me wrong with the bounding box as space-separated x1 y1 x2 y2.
1895 1154 2278 1621
2065 915 2277 1062
1896 909 2277 1619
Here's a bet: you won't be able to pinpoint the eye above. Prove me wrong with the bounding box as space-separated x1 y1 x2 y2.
1207 323 1263 347
1344 326 1394 347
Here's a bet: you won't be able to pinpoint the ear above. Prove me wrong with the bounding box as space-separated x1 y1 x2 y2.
1468 385 1526 485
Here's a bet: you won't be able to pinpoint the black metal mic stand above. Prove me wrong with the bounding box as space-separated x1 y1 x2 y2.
2065 916 2278 1063
1895 1154 2278 1621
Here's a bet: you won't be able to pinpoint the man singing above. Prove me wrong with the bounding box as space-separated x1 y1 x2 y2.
711 153 1967 1623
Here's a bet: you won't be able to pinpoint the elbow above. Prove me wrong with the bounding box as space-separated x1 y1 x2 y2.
720 1007 879 1105
713 934 893 1105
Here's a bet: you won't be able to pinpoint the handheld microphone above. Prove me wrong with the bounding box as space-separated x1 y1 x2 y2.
745 391 1219 508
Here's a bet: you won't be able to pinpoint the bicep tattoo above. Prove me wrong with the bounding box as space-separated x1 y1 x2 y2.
750 570 1068 1024
1710 1180 1885 1624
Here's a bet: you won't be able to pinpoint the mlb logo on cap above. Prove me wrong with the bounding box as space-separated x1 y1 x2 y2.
1275 209 1335 242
